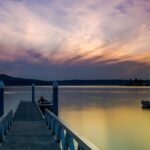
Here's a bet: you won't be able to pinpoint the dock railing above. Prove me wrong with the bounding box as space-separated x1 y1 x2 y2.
45 109 99 150
0 80 99 149
0 110 13 142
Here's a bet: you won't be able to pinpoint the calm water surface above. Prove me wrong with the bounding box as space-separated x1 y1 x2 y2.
4 86 150 150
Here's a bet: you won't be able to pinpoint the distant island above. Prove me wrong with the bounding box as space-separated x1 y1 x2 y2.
0 74 150 86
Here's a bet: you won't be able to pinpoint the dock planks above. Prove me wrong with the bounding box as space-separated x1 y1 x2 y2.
1 101 60 150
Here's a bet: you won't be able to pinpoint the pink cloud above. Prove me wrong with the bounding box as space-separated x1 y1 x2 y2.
0 0 150 79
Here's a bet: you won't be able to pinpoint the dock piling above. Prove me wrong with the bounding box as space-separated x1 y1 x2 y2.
0 80 4 117
32 83 35 103
53 81 58 116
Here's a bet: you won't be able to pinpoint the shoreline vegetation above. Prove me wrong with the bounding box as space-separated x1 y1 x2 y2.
0 74 150 86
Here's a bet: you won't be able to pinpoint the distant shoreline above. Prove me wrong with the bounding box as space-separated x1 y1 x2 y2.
0 74 150 86
4 84 150 86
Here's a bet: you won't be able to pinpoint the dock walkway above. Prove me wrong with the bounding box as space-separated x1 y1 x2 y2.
1 101 60 150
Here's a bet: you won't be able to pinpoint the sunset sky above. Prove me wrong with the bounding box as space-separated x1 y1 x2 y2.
0 0 150 80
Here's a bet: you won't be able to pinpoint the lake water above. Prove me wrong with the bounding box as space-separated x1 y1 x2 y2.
3 86 150 150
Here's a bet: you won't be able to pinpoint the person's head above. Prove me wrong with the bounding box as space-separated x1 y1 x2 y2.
40 96 44 99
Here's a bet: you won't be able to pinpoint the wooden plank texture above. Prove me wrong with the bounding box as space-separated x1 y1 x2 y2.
1 101 60 150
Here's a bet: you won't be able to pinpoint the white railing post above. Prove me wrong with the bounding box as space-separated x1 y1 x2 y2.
0 110 13 142
32 83 35 103
53 81 58 116
0 81 4 117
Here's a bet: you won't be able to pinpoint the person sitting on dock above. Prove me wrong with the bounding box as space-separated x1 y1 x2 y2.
38 96 45 104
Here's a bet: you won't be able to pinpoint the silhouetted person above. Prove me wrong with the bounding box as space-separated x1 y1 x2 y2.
38 96 45 104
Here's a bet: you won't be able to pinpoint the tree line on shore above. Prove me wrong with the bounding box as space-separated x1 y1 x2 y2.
0 74 149 86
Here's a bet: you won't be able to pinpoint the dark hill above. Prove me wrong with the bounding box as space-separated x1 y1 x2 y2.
0 74 51 86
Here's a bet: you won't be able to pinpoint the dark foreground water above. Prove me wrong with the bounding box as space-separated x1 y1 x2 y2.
4 86 150 150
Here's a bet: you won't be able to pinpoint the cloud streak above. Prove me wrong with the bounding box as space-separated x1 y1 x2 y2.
0 0 150 79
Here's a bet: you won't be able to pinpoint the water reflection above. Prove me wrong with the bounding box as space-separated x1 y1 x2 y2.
4 86 52 113
4 86 150 150
59 86 150 150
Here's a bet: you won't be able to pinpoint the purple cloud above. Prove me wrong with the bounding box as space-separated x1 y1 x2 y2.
0 0 150 79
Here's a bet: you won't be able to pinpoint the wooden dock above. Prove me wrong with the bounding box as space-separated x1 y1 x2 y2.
0 82 99 150
0 101 60 150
